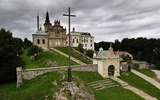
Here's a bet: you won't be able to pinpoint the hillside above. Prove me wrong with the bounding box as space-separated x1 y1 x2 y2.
1 49 160 99
21 49 79 69
0 71 145 100
55 47 92 64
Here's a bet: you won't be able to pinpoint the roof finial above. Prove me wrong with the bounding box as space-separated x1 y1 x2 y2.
110 42 112 48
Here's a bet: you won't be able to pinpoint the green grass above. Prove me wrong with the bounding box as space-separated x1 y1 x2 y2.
137 69 157 78
55 47 91 64
119 71 160 99
21 49 78 69
95 86 144 100
0 71 150 100
72 72 144 100
0 72 63 100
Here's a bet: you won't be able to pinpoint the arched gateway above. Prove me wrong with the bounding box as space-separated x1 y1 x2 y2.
93 44 120 78
108 65 115 76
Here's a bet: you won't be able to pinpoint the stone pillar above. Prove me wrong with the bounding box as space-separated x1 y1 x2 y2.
16 67 23 88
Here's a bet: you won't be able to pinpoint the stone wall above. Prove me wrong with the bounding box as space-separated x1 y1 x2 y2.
16 64 97 87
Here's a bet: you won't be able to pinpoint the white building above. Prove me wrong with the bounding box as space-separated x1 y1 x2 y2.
66 28 94 50
93 44 121 78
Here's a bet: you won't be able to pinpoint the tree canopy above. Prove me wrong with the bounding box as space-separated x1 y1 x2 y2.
0 28 25 84
95 37 160 69
27 45 42 60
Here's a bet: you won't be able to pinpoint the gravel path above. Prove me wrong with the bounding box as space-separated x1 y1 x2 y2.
152 70 160 79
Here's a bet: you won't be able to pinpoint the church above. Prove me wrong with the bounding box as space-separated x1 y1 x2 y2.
32 11 67 51
32 11 95 51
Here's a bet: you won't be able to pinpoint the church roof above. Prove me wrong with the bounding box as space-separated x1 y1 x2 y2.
34 29 48 35
94 50 108 59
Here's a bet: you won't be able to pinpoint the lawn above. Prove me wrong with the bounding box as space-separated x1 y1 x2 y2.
119 71 160 99
21 49 78 69
0 72 63 100
55 47 91 64
137 69 157 78
0 71 145 100
72 72 144 100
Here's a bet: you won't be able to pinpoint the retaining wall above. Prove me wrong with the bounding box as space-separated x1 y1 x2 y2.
16 64 98 87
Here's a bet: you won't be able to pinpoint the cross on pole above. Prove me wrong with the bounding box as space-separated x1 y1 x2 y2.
63 7 76 82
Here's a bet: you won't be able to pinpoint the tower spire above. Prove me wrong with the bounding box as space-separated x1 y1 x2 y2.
45 10 50 24
44 10 51 32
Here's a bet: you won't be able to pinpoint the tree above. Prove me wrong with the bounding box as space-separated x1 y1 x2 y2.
27 45 42 60
86 49 94 58
23 38 32 49
0 28 24 84
78 44 84 53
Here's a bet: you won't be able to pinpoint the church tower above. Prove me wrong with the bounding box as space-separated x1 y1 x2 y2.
44 11 51 32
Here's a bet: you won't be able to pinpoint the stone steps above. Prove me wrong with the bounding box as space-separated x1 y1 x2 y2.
95 84 118 91
87 79 118 91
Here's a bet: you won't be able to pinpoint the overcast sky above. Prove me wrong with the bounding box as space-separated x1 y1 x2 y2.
1 0 160 42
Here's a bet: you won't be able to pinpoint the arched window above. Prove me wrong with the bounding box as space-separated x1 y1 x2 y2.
42 39 45 44
73 39 74 43
37 39 40 44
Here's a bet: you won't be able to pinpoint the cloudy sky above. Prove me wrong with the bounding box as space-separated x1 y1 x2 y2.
1 0 160 42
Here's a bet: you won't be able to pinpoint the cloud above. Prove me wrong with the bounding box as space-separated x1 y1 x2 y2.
1 0 160 42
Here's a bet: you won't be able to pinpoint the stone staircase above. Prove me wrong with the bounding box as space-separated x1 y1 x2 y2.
87 79 118 91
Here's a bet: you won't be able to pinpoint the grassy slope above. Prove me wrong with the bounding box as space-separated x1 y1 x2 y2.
0 72 144 100
73 72 144 100
137 69 157 78
21 49 78 69
119 71 160 99
0 72 63 100
55 47 91 64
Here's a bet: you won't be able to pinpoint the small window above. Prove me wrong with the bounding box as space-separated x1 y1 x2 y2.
90 44 92 47
85 44 87 47
73 39 74 43
77 39 78 43
37 39 40 44
42 39 45 44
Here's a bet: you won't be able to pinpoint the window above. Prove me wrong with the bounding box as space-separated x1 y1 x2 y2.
77 39 78 43
90 40 92 42
73 39 74 43
42 39 45 44
37 39 40 44
90 44 92 47
85 44 87 47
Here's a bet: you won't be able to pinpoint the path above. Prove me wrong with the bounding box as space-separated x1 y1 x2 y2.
131 69 160 90
152 70 160 79
51 48 86 65
111 77 157 100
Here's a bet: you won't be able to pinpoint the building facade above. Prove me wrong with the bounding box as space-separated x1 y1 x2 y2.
32 11 95 51
93 45 120 77
32 11 67 51
66 28 94 50
32 28 49 51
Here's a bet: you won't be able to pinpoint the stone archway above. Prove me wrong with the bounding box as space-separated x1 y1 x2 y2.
108 65 115 76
